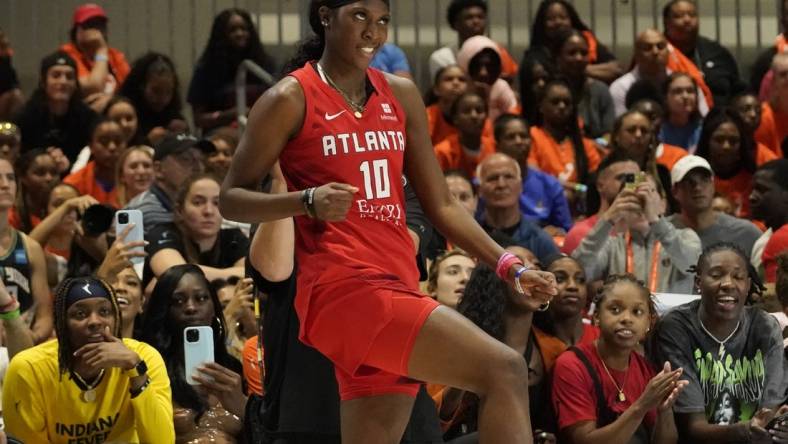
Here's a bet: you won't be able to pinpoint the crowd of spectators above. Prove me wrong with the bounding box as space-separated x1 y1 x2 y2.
0 0 787 443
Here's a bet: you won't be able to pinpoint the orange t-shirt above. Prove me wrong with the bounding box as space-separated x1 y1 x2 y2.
426 104 494 146
528 126 601 183
434 133 496 178
7 207 41 232
656 143 688 171
498 45 519 80
63 161 120 208
754 102 788 158
532 324 600 372
715 170 754 219
666 43 715 109
242 336 264 396
60 43 130 94
756 142 779 166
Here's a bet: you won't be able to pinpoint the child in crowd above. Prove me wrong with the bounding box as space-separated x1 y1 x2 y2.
658 73 703 152
433 90 497 179
552 274 688 444
10 149 59 232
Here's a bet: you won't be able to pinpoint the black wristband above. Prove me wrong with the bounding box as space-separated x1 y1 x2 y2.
301 188 316 218
129 375 151 399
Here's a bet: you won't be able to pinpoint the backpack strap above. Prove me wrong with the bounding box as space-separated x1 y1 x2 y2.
568 346 619 427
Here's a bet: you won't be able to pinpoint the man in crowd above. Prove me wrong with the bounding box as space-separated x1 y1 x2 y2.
663 0 745 106
562 151 641 254
573 171 701 294
669 155 762 258
750 159 788 282
755 53 788 158
476 153 559 264
428 0 518 82
125 133 208 234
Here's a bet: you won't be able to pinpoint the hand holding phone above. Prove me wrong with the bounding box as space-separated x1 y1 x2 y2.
115 210 145 279
184 326 214 385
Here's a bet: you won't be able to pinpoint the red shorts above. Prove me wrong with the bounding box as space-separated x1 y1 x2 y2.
296 277 440 401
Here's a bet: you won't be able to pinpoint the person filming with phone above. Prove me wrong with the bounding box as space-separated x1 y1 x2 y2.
2 276 174 443
139 264 246 443
572 167 701 294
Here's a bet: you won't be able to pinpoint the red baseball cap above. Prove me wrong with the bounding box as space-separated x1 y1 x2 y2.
73 3 108 26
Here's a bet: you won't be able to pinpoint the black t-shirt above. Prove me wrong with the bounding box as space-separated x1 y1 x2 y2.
249 265 443 443
187 57 273 113
13 94 97 162
695 36 747 107
146 223 249 268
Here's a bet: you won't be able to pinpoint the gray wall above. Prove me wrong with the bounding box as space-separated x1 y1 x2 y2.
1 0 782 99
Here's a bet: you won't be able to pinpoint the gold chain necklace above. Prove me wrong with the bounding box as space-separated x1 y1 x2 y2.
596 343 629 402
316 62 366 118
72 368 105 403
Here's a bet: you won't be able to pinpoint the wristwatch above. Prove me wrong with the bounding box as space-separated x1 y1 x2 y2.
126 359 148 378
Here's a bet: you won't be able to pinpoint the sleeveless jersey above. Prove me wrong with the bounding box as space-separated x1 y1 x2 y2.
280 63 418 345
0 230 33 312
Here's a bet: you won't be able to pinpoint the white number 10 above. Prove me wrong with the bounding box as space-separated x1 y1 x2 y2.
359 159 391 200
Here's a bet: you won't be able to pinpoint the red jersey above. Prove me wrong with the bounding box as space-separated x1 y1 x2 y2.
279 64 419 369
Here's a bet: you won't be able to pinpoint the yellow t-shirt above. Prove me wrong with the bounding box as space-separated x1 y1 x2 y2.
3 338 175 444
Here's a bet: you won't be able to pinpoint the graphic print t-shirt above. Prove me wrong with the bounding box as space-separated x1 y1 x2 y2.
650 300 787 429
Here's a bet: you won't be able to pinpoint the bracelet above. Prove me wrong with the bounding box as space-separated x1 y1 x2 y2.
301 187 317 218
0 308 21 321
495 252 523 281
513 266 528 295
94 53 109 62
129 375 151 398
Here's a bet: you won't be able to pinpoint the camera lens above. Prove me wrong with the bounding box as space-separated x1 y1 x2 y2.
186 329 199 342
118 212 129 224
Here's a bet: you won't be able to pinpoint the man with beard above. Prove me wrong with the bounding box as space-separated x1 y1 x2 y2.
668 155 761 259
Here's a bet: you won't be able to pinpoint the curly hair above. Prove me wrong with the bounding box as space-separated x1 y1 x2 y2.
456 264 508 341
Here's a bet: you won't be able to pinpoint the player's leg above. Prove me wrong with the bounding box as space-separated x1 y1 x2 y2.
340 393 415 444
407 305 532 443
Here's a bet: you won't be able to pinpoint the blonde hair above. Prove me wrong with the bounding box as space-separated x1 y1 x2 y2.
115 145 154 207
427 249 474 295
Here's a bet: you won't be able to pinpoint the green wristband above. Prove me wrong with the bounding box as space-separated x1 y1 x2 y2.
0 308 21 320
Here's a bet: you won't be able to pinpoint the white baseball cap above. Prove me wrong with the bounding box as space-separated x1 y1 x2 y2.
671 155 713 187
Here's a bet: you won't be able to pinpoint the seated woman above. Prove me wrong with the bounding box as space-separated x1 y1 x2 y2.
532 255 599 372
188 8 277 132
650 243 788 442
456 35 519 122
9 148 59 232
59 3 130 112
14 51 97 163
521 0 622 85
658 73 703 152
433 90 497 179
439 262 555 442
3 276 173 443
695 108 776 219
119 52 189 146
519 57 554 125
63 116 127 207
529 78 601 187
0 157 52 344
551 28 615 139
205 126 239 180
115 145 154 208
138 264 245 443
552 274 687 444
627 99 689 172
147 173 248 281
426 249 476 310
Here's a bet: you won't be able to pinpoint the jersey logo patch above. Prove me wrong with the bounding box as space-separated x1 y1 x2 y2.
381 103 392 114
325 110 346 121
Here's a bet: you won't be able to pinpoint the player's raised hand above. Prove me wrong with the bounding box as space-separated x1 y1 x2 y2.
313 183 358 221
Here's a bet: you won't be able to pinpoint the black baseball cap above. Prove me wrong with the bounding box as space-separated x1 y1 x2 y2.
153 133 215 161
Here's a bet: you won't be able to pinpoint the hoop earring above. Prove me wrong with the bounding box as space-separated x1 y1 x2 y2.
321 20 328 27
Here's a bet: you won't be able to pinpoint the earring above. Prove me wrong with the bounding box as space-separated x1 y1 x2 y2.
321 20 328 26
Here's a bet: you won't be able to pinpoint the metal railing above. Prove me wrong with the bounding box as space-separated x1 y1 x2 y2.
235 59 277 131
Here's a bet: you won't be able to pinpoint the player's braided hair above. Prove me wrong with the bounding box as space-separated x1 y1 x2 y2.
54 277 122 378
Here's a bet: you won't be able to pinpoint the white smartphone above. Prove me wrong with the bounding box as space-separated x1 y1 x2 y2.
114 209 144 279
184 326 215 385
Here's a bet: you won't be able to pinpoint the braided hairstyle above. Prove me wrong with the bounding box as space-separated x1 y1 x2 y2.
689 242 764 304
54 277 122 378
457 264 508 341
593 273 657 318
